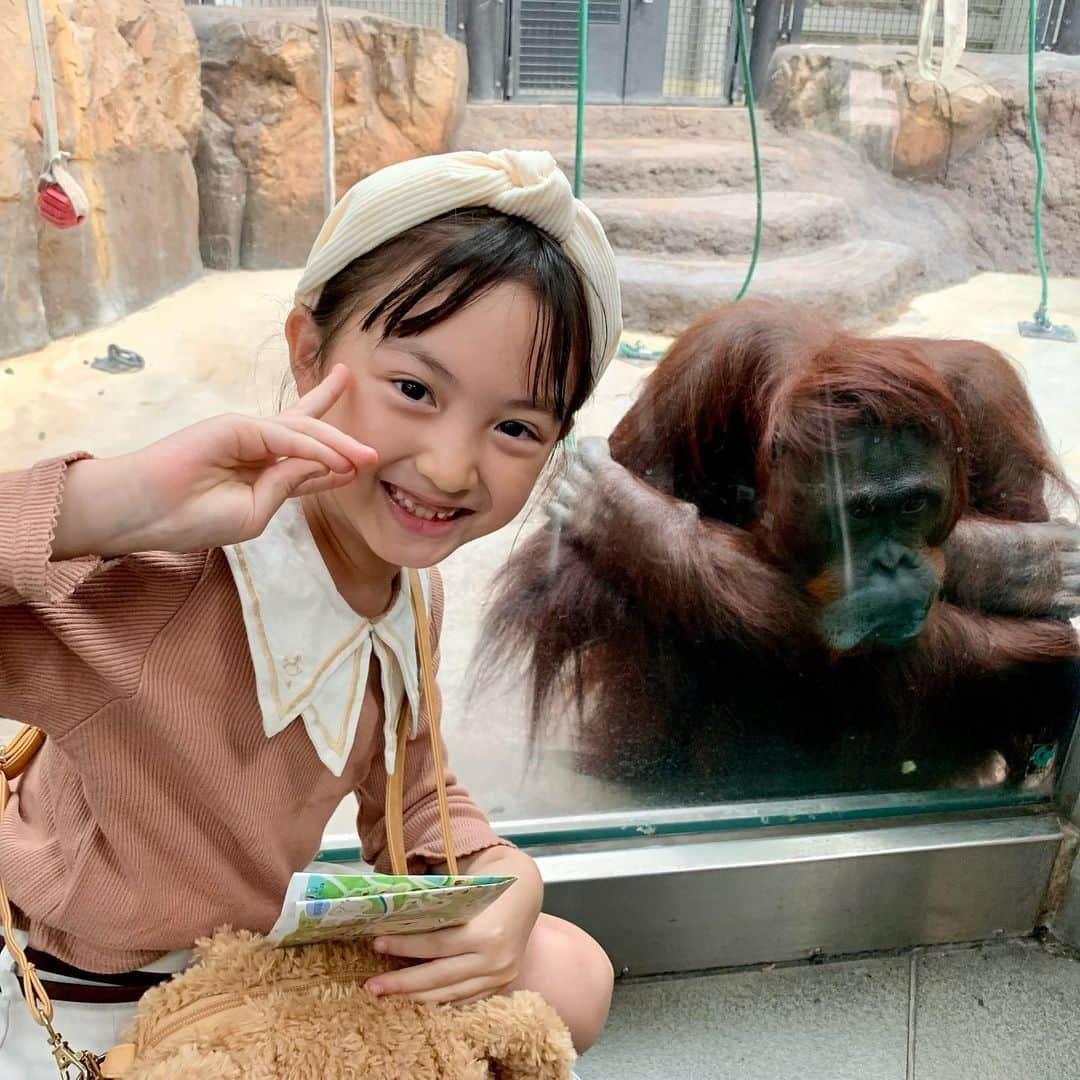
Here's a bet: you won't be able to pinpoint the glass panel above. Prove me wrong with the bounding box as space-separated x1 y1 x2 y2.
2 0 1076 872
440 286 1080 829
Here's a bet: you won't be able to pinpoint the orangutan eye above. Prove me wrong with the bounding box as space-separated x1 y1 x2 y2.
902 495 928 514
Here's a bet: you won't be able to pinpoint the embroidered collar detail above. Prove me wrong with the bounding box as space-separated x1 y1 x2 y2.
223 500 429 778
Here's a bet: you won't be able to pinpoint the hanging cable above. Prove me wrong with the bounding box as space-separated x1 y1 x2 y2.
1017 0 1075 341
24 0 88 229
317 0 336 216
574 0 589 199
732 0 762 301
595 0 766 377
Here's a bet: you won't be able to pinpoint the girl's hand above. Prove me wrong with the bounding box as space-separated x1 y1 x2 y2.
366 851 543 1006
53 365 376 559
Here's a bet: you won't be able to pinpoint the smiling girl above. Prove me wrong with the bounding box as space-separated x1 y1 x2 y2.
0 150 622 1076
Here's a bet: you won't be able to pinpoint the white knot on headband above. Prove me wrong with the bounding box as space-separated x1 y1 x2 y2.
294 149 623 379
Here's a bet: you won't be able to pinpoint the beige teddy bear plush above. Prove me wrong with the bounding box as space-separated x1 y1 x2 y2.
101 930 576 1080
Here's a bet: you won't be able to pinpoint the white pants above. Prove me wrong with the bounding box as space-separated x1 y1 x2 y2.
0 945 138 1078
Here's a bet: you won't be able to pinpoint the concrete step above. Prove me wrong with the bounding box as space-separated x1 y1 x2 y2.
588 191 855 258
536 138 795 195
617 241 924 335
453 104 752 149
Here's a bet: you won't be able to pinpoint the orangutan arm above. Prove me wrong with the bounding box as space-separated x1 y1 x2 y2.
943 518 1080 618
547 438 815 655
913 599 1080 691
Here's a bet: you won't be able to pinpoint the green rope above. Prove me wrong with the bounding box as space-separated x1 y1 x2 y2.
571 0 764 416
565 0 589 450
1027 0 1050 328
574 0 589 199
732 0 762 301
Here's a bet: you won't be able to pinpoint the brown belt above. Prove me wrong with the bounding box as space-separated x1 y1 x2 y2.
0 936 170 1004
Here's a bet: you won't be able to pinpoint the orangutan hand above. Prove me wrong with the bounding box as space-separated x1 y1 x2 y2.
547 436 693 547
546 436 613 537
945 518 1080 619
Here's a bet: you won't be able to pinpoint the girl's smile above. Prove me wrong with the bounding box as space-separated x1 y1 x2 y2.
381 480 475 536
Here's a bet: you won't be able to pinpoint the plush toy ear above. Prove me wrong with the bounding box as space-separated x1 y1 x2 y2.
453 991 576 1080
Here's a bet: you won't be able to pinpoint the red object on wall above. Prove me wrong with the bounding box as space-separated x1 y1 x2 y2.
37 182 84 229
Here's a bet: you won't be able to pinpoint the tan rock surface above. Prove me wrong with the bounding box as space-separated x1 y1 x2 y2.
189 7 467 270
767 46 1080 275
0 0 202 359
767 44 1005 180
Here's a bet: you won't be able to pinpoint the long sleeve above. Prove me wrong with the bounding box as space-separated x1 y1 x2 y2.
357 568 513 873
0 455 206 738
0 453 105 607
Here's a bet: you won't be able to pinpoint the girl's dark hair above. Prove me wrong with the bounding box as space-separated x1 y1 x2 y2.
309 207 601 434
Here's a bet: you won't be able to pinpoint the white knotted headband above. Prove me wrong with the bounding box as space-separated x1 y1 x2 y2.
294 149 623 379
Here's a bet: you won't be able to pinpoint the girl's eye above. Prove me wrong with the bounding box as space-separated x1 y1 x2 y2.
497 420 539 441
396 380 431 403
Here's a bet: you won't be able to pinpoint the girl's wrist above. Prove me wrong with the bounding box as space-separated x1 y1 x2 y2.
52 455 157 560
462 847 544 916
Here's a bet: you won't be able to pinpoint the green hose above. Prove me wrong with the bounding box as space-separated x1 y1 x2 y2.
565 0 590 450
574 0 764 391
1027 0 1050 328
574 0 589 199
732 0 762 301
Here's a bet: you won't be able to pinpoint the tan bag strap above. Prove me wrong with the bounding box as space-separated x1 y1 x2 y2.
1 723 45 778
384 568 458 877
2 726 105 1077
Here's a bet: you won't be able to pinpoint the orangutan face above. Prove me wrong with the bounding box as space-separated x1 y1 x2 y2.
789 426 953 652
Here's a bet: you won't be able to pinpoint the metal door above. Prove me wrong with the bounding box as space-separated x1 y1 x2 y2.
509 0 673 101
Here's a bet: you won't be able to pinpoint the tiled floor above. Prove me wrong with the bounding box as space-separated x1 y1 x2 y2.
579 939 1080 1080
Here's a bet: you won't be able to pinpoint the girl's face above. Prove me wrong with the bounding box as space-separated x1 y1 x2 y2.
289 283 564 570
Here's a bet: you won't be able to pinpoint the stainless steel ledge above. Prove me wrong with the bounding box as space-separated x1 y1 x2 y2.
533 815 1064 976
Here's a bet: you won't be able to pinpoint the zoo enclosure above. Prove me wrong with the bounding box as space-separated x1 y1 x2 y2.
188 0 1072 102
165 0 1080 987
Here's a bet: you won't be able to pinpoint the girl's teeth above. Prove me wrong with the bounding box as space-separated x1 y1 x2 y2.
390 485 457 523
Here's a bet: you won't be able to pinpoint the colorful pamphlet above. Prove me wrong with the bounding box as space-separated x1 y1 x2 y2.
268 871 515 946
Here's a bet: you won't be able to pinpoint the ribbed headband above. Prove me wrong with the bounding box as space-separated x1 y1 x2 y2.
294 149 623 378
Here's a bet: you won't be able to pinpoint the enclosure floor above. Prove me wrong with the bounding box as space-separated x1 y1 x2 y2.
885 274 1080 482
579 938 1080 1080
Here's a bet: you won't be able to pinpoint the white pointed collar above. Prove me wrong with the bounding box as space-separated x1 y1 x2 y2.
223 499 430 778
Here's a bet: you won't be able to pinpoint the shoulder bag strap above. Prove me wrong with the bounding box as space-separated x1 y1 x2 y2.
384 569 457 877
1 724 104 1077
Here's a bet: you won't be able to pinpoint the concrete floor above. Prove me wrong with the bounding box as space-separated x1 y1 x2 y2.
580 939 1080 1080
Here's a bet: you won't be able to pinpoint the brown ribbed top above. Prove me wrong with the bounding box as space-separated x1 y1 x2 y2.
0 454 508 973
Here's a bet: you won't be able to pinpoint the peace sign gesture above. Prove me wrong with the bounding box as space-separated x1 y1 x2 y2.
52 365 376 559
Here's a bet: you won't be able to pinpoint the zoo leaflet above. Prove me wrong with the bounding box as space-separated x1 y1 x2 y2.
268 872 516 947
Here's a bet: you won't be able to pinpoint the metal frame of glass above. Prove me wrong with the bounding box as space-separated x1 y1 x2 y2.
317 724 1080 975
